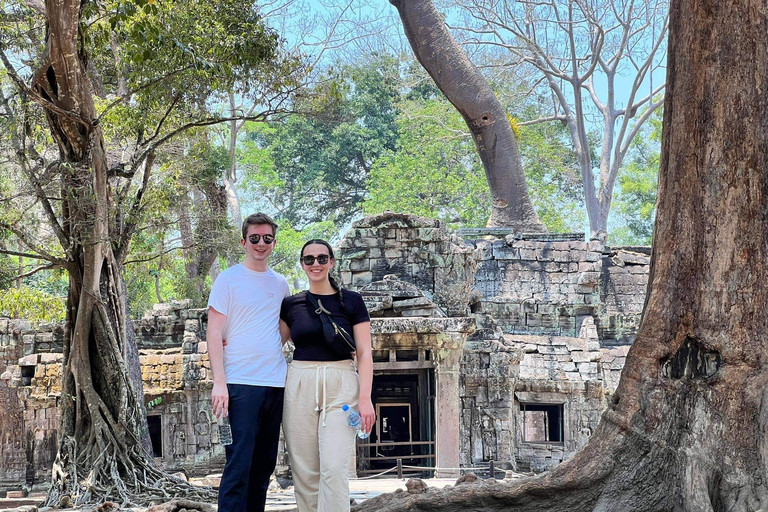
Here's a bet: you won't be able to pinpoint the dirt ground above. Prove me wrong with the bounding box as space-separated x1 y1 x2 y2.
0 477 490 511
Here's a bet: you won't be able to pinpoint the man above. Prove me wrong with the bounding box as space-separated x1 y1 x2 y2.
207 212 290 512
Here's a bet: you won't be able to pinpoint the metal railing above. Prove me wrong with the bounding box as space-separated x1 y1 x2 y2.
351 458 505 480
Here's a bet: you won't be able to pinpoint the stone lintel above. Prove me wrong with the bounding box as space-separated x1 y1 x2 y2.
371 317 475 335
515 391 568 404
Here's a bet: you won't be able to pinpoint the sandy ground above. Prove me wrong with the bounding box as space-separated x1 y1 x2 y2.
265 478 462 511
0 477 479 511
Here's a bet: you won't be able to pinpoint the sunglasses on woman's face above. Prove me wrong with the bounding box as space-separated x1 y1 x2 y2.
302 254 330 265
247 234 275 245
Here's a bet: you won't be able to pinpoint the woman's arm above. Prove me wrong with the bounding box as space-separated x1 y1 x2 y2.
353 321 375 435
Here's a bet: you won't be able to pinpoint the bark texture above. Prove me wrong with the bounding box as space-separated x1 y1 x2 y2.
391 0 545 231
354 0 768 510
34 0 213 506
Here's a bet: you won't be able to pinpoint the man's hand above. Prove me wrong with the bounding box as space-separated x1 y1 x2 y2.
212 382 229 418
358 398 376 435
207 307 229 418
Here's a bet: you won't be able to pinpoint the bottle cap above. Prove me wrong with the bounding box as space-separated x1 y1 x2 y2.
342 404 350 411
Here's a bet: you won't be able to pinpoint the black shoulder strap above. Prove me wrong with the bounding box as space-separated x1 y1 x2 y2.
305 292 331 323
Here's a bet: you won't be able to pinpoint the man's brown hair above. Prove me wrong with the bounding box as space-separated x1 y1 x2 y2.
242 212 278 239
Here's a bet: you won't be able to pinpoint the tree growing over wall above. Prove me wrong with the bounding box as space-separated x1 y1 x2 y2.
354 0 768 508
390 0 546 231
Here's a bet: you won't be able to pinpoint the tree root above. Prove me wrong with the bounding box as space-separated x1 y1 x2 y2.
146 498 216 512
43 433 217 508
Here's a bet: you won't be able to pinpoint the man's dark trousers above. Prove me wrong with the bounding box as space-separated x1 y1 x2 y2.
218 384 285 512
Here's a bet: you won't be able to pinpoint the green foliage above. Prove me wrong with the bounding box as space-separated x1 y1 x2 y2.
517 121 586 232
610 107 662 245
0 287 66 322
122 132 242 315
364 85 586 231
146 397 163 409
242 54 401 227
363 98 491 227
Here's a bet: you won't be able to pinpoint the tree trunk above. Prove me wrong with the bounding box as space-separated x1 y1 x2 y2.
390 0 546 231
35 1 213 505
354 0 768 510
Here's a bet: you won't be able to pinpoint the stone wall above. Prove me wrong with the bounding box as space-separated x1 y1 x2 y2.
337 213 477 316
0 320 61 492
336 214 644 473
470 237 650 345
460 320 519 469
0 320 28 491
137 302 226 473
457 314 629 473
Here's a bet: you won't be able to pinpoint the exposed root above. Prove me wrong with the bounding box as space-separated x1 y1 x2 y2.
44 435 217 507
147 498 217 512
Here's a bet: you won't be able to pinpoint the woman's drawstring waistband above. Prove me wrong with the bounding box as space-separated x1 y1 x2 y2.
312 364 330 427
322 365 327 427
292 359 355 429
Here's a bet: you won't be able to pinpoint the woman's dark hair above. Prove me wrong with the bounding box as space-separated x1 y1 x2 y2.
301 239 344 308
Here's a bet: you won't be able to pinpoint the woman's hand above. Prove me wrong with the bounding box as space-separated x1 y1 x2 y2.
358 397 376 435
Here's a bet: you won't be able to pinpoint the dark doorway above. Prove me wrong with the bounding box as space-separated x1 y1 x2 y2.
358 371 435 478
147 415 163 457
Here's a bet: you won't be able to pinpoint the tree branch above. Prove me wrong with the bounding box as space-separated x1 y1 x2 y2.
0 246 65 265
123 245 194 265
518 115 567 126
0 262 58 284
114 150 155 264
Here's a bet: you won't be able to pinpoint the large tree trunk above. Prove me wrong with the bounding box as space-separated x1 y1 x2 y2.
390 0 545 231
35 1 213 505
355 0 768 510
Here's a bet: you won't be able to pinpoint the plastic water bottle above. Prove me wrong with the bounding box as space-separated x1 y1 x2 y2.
342 404 369 439
218 414 233 446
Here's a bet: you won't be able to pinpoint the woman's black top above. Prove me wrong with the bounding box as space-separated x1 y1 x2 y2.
280 290 370 361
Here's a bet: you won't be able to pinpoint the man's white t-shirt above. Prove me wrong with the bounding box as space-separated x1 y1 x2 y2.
207 264 290 387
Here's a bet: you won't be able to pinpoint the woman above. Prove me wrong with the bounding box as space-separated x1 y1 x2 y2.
279 239 375 512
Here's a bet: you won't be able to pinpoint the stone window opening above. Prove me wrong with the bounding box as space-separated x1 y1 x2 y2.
372 350 390 363
521 403 564 444
372 349 433 366
147 415 163 458
395 350 419 362
20 365 35 386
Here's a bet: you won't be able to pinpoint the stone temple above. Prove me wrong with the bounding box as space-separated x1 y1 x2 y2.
0 212 650 493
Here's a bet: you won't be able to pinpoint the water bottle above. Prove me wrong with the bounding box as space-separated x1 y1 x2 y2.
342 404 369 439
218 413 233 446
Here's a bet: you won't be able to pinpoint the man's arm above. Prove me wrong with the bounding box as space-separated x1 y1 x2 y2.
279 319 291 346
207 307 228 418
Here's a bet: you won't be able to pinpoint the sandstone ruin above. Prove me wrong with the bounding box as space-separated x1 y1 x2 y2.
0 212 650 493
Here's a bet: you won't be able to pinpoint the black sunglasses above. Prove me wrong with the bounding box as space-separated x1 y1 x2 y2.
247 234 275 245
302 254 330 265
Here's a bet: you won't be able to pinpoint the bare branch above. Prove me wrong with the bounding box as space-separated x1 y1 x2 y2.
114 150 155 264
518 115 567 126
0 263 58 284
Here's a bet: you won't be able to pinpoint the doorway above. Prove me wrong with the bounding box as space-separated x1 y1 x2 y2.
357 370 435 478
